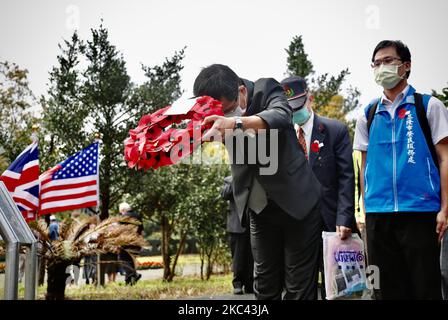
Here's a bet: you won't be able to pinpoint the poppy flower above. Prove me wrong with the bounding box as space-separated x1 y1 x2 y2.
398 108 409 119
311 140 324 153
124 96 223 170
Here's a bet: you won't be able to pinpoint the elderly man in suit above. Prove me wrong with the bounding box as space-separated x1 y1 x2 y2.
281 76 355 299
221 175 254 295
194 64 322 300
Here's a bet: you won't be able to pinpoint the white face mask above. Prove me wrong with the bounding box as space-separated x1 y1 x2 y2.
374 64 406 89
224 106 243 117
224 91 244 117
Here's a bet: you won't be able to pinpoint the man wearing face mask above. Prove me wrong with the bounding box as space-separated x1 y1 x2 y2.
281 76 355 299
354 40 448 299
194 64 322 300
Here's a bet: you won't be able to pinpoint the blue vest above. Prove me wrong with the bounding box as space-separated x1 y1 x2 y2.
364 86 440 213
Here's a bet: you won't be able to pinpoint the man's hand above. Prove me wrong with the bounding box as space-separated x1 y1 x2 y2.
336 226 352 240
436 209 448 243
202 115 236 142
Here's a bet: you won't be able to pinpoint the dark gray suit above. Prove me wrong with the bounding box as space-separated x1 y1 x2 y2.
221 176 254 293
305 114 355 299
309 114 355 231
230 79 321 223
228 78 322 300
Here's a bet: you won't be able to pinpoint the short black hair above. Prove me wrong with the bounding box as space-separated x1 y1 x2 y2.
372 40 411 78
193 64 239 101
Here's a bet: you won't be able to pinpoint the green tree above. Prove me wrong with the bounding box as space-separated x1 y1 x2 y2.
132 47 185 115
285 35 314 79
131 157 230 282
41 23 185 221
187 165 229 280
40 32 89 170
311 68 349 110
285 35 361 132
0 61 36 172
432 84 448 107
132 164 193 281
81 24 133 220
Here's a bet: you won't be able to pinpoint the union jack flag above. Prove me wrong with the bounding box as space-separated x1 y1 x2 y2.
39 142 99 215
0 142 39 221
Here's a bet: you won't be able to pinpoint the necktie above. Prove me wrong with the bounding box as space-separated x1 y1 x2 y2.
297 127 308 160
248 177 268 214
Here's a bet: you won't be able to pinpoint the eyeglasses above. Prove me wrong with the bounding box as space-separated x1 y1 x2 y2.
371 57 402 68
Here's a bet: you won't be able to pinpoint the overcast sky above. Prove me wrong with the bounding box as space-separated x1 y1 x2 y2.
1 0 447 114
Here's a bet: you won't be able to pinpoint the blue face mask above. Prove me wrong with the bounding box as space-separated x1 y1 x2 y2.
293 107 310 125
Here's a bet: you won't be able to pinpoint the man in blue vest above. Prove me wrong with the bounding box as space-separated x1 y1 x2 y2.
354 40 448 299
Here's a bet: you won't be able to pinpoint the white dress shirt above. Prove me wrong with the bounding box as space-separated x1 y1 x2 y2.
294 111 315 156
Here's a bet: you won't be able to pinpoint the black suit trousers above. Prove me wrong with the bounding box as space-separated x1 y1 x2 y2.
250 201 321 300
366 212 442 300
229 231 254 291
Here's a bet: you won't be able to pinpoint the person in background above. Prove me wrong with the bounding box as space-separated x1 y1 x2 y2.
83 220 98 285
100 214 121 284
18 251 26 283
49 215 59 241
68 210 82 286
221 175 254 295
353 150 366 234
102 251 118 283
280 76 355 299
118 202 142 285
354 40 448 299
193 64 322 300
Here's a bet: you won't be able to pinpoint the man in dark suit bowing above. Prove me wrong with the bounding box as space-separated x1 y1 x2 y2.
221 175 254 295
194 64 322 300
281 76 355 299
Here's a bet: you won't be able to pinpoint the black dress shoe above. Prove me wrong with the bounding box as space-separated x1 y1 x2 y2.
233 287 244 295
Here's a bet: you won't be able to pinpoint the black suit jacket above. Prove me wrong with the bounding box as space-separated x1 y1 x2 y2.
221 176 245 233
307 114 355 230
228 78 321 225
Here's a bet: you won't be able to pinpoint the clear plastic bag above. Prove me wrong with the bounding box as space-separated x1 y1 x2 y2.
322 232 368 300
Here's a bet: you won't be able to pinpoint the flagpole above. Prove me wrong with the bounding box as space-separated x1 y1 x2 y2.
94 132 104 287
31 124 44 288
32 124 39 223
26 124 39 299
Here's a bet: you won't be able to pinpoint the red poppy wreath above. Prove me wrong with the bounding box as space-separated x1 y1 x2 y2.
124 96 224 170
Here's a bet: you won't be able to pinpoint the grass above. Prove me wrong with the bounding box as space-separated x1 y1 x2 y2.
10 254 230 300
32 274 233 300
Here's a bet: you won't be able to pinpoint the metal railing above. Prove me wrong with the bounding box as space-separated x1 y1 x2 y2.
0 181 37 300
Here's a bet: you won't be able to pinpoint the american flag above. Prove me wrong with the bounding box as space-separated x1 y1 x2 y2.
39 142 100 215
0 142 40 221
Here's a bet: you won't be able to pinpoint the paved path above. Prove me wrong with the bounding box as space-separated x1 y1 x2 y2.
68 264 372 300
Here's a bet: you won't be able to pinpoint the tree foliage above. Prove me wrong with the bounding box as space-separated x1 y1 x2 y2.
41 23 185 220
131 159 230 282
285 35 314 79
285 35 361 135
0 61 36 172
432 84 448 107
